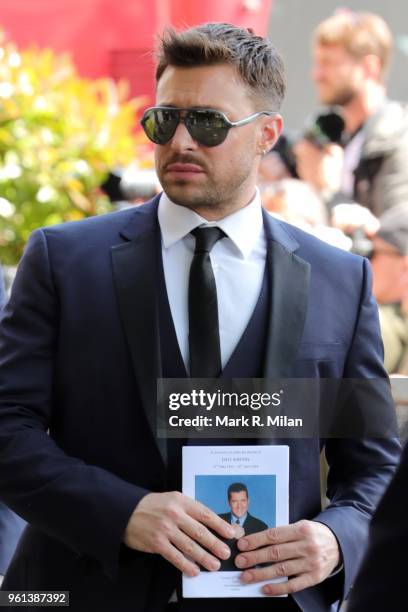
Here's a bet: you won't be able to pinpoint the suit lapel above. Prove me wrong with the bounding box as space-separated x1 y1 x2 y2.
111 197 167 466
262 211 311 378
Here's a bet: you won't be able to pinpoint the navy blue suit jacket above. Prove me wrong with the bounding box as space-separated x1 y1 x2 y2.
0 196 400 611
0 266 26 575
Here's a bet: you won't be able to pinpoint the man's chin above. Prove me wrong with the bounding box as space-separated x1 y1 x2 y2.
318 88 356 107
162 184 211 209
317 91 337 106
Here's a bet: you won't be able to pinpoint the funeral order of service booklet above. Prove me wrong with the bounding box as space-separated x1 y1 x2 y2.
182 445 289 598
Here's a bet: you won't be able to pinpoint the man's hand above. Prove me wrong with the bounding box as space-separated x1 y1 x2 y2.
234 520 340 596
123 491 235 576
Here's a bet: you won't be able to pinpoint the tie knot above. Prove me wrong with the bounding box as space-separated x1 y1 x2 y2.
191 226 225 253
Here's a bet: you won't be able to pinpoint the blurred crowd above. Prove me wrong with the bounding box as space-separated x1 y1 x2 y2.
261 10 408 376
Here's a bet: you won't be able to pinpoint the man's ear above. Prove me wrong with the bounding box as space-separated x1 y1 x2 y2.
402 257 408 309
258 113 283 155
362 54 382 81
402 255 408 279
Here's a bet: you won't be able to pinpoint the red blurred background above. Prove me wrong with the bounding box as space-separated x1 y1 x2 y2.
0 0 273 103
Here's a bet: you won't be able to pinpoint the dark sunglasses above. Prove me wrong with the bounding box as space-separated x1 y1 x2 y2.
140 106 277 147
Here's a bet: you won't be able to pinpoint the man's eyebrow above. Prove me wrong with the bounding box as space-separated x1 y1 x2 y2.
190 105 225 111
157 104 226 112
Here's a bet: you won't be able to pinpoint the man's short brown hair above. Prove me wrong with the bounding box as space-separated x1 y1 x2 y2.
228 482 248 500
155 22 286 110
314 12 393 82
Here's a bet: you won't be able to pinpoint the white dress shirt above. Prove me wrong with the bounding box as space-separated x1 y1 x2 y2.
158 190 267 371
232 512 247 525
340 129 365 197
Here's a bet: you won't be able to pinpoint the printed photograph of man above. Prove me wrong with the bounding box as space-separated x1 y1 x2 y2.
218 483 268 571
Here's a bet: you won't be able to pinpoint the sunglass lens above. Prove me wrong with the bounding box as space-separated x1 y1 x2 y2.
141 108 179 144
186 110 230 146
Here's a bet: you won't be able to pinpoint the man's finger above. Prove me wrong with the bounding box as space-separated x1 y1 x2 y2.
262 573 315 596
187 498 236 540
235 541 303 568
180 514 231 561
170 530 222 572
158 539 200 577
240 558 308 584
237 523 302 551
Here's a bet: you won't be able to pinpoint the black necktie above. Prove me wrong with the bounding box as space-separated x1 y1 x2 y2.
236 518 240 525
189 226 225 378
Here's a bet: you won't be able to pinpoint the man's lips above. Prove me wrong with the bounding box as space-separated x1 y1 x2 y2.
166 163 205 173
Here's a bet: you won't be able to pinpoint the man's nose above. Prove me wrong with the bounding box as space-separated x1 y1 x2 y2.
169 121 198 152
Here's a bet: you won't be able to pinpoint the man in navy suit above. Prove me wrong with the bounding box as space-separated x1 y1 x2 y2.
219 482 268 535
0 266 26 580
0 22 400 612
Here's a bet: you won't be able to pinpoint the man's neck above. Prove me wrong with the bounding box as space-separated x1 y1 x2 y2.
232 512 248 523
342 85 386 135
191 188 258 222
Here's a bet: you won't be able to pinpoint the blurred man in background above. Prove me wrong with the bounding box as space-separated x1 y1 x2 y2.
295 11 408 236
370 204 408 375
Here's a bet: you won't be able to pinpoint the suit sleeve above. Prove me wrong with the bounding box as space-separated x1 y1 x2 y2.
312 257 401 601
327 117 408 217
368 129 408 216
0 229 150 580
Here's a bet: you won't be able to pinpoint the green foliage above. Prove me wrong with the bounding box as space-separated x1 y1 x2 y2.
0 32 148 264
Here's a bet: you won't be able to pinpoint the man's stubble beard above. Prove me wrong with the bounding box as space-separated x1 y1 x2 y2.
320 82 358 108
159 158 256 213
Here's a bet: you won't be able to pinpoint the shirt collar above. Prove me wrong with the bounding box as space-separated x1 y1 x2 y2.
158 189 263 259
232 512 248 524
